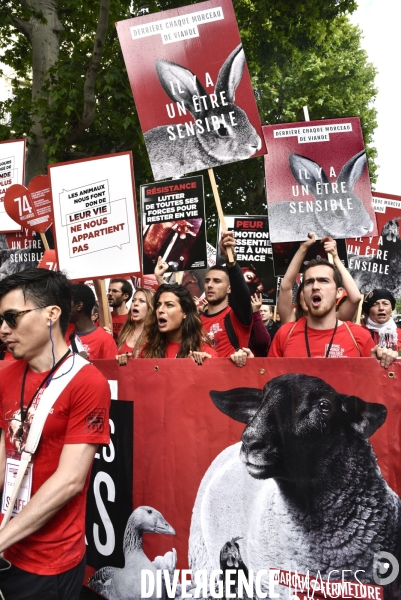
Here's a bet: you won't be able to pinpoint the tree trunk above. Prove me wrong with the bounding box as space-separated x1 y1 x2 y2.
25 0 63 183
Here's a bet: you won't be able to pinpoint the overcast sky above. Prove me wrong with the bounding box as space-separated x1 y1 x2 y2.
350 0 400 196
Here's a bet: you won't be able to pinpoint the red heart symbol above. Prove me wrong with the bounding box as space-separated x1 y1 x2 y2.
4 175 53 233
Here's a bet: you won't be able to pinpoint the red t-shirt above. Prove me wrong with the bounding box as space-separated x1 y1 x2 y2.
0 360 111 575
164 340 218 358
200 307 251 358
76 327 118 360
269 317 375 358
111 312 128 340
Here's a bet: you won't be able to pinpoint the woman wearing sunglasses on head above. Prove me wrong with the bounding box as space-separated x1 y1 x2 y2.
141 283 218 363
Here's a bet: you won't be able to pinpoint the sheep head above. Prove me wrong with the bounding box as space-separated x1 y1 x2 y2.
210 374 387 483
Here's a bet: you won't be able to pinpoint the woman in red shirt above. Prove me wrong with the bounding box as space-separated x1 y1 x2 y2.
142 283 217 363
115 288 154 364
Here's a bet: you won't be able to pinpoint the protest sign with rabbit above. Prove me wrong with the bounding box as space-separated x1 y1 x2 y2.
347 192 401 297
117 0 265 181
263 117 377 243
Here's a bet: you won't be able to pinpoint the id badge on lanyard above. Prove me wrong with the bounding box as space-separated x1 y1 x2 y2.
1 454 33 517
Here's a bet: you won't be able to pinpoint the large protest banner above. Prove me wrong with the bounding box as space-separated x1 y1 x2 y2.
49 152 141 280
141 176 207 274
216 215 276 303
263 117 377 243
42 357 400 600
347 192 401 297
0 139 25 232
116 0 265 181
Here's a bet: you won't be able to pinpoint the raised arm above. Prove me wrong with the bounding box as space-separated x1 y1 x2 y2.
220 232 252 326
154 256 169 286
277 234 316 324
322 237 362 321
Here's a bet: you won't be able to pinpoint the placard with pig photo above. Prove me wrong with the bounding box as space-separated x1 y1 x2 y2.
141 176 207 275
263 117 377 243
116 0 265 181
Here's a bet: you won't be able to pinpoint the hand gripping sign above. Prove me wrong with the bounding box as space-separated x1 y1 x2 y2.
49 152 141 280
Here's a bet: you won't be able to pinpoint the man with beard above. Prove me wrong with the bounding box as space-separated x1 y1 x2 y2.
107 279 133 340
269 258 396 367
200 232 252 357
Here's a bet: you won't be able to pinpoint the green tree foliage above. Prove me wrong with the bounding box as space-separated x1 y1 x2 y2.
0 0 377 243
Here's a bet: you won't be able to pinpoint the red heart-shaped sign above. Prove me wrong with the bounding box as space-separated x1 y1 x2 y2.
4 175 53 233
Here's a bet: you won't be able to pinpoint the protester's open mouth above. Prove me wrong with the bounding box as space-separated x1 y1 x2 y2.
158 318 167 328
132 309 139 316
312 294 322 307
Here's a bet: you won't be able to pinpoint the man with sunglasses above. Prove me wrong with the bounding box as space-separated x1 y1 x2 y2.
0 269 110 600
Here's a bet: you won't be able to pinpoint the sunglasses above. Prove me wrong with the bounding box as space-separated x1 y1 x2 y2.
0 307 45 329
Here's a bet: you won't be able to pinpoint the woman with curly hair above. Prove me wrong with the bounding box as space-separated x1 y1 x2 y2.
142 283 217 363
115 288 154 364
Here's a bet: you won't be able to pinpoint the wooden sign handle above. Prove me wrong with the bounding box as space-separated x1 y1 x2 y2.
208 168 235 264
40 233 49 251
93 279 112 330
355 296 364 325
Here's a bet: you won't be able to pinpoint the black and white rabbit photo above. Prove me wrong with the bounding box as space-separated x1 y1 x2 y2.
144 44 262 180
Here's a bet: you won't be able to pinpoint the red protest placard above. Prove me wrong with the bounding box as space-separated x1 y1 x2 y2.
0 139 25 232
37 249 58 271
263 117 377 243
4 175 53 233
347 192 401 297
116 0 265 181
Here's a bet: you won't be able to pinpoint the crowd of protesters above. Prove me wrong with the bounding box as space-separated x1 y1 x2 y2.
0 231 398 370
112 231 399 369
0 230 399 598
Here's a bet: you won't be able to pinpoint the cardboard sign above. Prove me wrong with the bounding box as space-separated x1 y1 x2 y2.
0 139 25 232
216 215 277 303
263 117 377 242
272 238 348 277
4 175 53 233
116 0 265 181
347 192 401 297
0 229 46 277
141 176 207 274
37 249 58 271
49 152 141 280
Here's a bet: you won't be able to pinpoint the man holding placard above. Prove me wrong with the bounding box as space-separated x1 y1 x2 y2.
0 269 110 599
201 232 253 357
269 259 397 367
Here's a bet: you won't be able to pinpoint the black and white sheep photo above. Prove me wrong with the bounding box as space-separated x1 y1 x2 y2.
189 374 401 597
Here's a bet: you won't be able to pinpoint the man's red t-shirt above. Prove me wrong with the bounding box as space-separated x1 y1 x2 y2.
111 312 128 340
269 317 375 358
0 360 111 575
200 307 251 358
76 327 118 360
